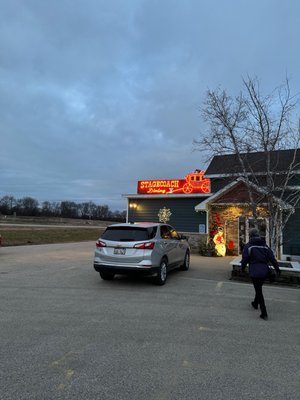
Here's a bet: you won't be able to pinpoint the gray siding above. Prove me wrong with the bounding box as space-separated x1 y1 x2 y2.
127 197 207 233
283 207 300 256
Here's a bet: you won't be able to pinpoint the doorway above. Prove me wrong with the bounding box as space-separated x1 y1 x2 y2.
238 216 269 254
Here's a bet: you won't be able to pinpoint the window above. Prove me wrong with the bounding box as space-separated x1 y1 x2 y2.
161 225 179 240
102 226 157 242
160 225 171 239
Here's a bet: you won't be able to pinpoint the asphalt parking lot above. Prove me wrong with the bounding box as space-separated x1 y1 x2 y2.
0 242 299 400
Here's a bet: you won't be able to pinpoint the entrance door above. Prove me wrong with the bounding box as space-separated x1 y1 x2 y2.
238 217 269 254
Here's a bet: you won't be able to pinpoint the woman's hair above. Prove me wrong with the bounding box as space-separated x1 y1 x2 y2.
249 228 260 238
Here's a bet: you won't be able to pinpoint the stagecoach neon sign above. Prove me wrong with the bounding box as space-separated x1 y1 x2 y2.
137 170 211 194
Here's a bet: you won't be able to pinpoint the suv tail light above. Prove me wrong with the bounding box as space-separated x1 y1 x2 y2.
134 242 155 250
96 240 107 248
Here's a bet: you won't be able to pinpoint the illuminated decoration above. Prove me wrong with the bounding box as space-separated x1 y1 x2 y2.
213 227 226 257
138 170 210 195
158 207 172 223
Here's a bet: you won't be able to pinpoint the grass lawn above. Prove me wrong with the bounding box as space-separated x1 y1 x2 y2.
0 227 105 246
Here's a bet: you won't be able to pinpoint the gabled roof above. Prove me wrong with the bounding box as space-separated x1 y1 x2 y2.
195 177 294 211
205 148 300 176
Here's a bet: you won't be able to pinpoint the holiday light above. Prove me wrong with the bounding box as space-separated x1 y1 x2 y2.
137 170 210 195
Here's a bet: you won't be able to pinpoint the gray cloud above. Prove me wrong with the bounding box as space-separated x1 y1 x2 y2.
1 0 300 210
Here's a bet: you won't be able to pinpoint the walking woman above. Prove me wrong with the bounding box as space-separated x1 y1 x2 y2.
241 228 280 320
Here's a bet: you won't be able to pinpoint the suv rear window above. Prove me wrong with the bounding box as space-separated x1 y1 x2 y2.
102 226 157 241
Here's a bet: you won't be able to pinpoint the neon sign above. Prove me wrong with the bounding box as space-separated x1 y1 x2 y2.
138 170 210 194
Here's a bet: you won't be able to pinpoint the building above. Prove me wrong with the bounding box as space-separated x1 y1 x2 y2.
124 170 211 231
124 149 300 260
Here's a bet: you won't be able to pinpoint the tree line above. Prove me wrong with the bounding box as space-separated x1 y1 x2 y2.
0 195 126 221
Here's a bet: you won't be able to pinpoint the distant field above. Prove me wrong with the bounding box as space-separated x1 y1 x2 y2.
0 227 105 246
0 215 113 226
0 216 112 246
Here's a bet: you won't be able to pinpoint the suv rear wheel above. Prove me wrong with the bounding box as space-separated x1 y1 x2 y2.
155 258 168 285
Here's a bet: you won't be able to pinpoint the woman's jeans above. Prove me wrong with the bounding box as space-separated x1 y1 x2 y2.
251 277 267 315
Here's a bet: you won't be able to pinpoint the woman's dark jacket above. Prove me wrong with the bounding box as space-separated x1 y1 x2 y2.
241 236 280 278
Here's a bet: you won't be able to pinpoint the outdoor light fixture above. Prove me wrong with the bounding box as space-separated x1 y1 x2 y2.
129 203 137 209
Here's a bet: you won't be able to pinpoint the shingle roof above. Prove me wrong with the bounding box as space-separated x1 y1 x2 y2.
205 149 300 176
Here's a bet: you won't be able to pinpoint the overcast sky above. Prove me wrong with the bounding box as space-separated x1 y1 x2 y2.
1 0 300 210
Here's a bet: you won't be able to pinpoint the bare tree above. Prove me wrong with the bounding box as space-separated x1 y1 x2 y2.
0 195 16 214
16 197 39 216
194 76 300 255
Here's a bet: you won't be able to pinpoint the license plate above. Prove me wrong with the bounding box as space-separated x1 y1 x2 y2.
114 248 126 255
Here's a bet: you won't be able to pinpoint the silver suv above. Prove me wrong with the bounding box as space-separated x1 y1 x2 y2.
93 222 190 285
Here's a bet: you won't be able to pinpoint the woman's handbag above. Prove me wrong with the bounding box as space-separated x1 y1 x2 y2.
268 267 276 283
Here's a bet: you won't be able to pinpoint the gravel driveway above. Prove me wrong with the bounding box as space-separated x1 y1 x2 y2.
1 242 299 400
